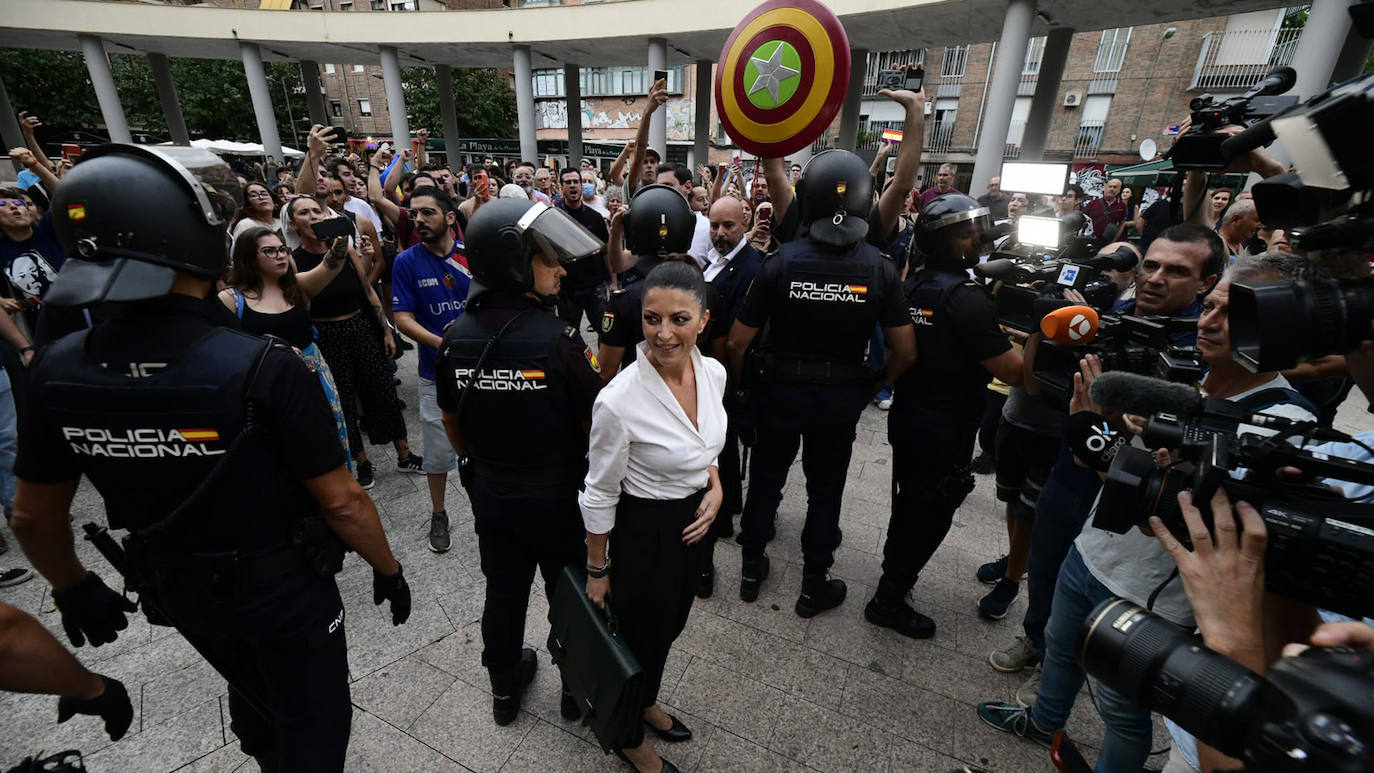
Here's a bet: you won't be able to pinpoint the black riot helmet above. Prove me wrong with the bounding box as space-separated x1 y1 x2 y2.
464 198 604 299
47 144 241 306
794 149 874 248
912 193 993 269
623 184 695 266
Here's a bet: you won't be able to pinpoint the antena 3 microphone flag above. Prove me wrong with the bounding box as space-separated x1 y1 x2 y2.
1040 305 1100 345
714 0 852 158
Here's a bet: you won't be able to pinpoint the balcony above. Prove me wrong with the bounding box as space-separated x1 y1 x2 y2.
1190 27 1301 91
1004 119 1025 159
927 120 955 155
1073 120 1104 158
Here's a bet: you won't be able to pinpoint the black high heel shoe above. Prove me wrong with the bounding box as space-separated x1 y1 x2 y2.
613 749 681 773
645 713 692 742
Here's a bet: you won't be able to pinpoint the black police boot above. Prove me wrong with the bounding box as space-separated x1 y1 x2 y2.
864 576 936 639
795 570 846 618
739 554 770 602
490 648 538 726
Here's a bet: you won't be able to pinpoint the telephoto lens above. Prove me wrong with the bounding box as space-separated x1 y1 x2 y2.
1230 279 1374 372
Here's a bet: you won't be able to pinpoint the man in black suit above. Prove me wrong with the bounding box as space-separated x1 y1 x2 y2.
697 195 764 598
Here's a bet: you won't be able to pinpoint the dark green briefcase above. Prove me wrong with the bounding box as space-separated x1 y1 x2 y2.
548 564 646 753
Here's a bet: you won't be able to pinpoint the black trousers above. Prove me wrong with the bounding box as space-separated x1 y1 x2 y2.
556 282 604 330
149 571 351 772
471 478 585 673
715 426 744 530
609 491 707 749
880 421 979 594
314 312 407 457
977 390 1007 458
738 383 866 573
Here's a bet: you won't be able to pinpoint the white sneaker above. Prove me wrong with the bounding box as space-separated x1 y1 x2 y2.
1015 664 1042 707
989 635 1038 673
877 398 893 410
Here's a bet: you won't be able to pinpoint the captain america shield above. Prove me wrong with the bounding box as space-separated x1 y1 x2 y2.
714 0 851 159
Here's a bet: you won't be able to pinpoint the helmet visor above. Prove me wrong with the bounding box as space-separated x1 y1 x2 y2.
517 203 604 265
82 144 242 228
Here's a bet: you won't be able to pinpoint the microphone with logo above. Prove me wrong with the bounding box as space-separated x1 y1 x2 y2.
1065 410 1128 473
1040 305 1100 345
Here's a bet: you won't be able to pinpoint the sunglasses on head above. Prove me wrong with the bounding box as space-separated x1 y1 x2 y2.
2 199 30 208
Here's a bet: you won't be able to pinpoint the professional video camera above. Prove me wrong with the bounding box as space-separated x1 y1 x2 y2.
975 234 1127 332
1032 309 1205 406
1082 599 1374 773
1169 66 1299 170
1089 371 1374 618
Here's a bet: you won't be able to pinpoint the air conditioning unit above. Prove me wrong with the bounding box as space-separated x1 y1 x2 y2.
1063 92 1083 107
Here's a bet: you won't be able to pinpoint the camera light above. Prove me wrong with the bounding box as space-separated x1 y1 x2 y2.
1018 216 1061 250
1000 162 1071 196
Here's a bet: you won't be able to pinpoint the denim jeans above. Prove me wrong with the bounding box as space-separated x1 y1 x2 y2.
1031 545 1154 773
0 369 16 520
869 324 891 402
1023 445 1102 658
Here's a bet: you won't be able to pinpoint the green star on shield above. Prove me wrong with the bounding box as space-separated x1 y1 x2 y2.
745 40 802 109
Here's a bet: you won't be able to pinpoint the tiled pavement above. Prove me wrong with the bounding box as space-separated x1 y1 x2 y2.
5 345 1371 772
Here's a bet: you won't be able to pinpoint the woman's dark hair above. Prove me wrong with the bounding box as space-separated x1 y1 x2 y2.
228 226 307 309
643 255 708 311
231 182 273 230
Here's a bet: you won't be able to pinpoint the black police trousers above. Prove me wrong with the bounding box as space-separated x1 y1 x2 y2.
609 491 708 749
879 421 979 595
149 570 350 772
556 282 605 331
739 383 868 573
470 478 584 673
714 426 745 532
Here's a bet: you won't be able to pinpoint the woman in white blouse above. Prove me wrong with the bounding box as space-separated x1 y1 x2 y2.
580 260 727 773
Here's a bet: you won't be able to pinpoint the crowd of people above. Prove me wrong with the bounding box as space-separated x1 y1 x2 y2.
0 67 1370 773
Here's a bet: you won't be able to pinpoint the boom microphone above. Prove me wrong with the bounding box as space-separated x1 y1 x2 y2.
1089 371 1205 417
1040 305 1100 345
973 258 1017 280
1253 65 1297 97
1064 410 1128 473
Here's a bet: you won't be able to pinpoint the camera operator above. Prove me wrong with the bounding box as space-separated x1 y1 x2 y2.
10 146 411 770
978 250 1316 772
864 194 1024 639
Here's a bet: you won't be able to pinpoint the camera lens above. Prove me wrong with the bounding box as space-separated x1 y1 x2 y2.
1231 279 1374 372
1097 446 1185 532
1081 599 1263 760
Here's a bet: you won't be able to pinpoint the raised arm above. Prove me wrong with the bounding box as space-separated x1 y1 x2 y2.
296 237 352 297
625 78 668 197
761 158 791 222
10 148 57 194
608 140 634 188
296 124 329 196
875 88 926 240
18 112 53 172
366 148 402 229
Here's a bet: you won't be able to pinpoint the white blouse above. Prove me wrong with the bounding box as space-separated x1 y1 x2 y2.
579 342 728 534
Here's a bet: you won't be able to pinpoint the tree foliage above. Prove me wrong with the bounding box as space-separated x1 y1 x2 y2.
401 66 516 139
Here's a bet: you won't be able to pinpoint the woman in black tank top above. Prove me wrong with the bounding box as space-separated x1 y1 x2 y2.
218 225 353 468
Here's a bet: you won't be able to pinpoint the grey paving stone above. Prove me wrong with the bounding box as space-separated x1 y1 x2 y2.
691 727 814 772
343 590 455 680
888 737 966 772
82 697 224 772
172 741 250 772
839 663 959 755
409 677 535 772
350 654 456 730
668 658 786 748
140 659 229 730
767 694 895 772
498 719 602 773
345 706 470 772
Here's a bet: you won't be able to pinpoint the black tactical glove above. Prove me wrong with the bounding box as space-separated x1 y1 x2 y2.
373 564 411 626
52 572 137 647
57 675 133 741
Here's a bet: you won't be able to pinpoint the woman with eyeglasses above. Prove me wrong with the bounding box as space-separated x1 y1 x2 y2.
230 182 280 250
218 226 352 465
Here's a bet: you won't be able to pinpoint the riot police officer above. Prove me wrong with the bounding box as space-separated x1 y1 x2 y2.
434 198 605 725
10 145 411 771
724 150 916 617
596 184 698 381
865 193 1024 639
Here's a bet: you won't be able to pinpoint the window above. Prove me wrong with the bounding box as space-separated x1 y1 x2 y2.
1023 36 1045 76
358 99 372 116
370 0 385 8
940 45 968 78
532 66 684 99
330 100 343 117
352 64 365 73
532 69 564 98
1075 94 1111 156
391 0 413 9
1093 28 1132 73
324 63 335 74
339 1 352 9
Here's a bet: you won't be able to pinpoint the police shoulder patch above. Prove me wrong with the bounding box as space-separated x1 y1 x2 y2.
600 311 616 334
584 344 601 374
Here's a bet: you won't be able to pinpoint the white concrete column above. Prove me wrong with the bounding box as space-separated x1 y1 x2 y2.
693 60 711 173
0 77 26 171
238 42 283 161
837 48 868 150
1290 0 1356 99
147 53 189 146
971 0 1035 195
1020 26 1073 161
435 64 462 167
379 46 411 154
513 45 538 165
565 64 582 167
1332 23 1374 84
300 60 329 128
648 38 668 158
79 35 131 143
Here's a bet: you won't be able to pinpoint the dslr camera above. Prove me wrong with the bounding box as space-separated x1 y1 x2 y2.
1097 394 1374 619
1082 599 1374 773
875 64 924 93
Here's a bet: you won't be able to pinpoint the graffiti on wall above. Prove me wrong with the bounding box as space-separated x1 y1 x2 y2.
1072 163 1107 197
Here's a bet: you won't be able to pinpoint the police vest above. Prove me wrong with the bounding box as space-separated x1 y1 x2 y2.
443 304 586 485
34 328 308 553
900 268 993 424
767 238 885 370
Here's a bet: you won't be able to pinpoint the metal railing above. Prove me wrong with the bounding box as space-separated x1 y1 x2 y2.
1004 120 1025 158
1073 119 1105 158
927 120 955 154
857 120 904 150
1191 27 1301 91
